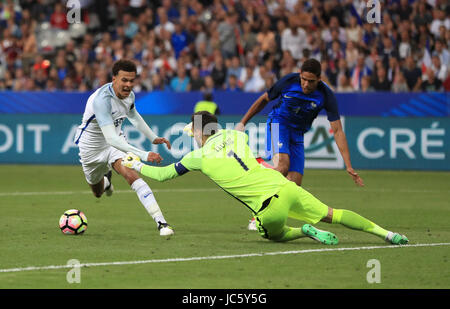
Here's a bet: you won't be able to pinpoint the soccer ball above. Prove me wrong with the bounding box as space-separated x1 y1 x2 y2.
59 209 88 235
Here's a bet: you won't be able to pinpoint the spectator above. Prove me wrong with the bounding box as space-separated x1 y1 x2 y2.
129 0 146 18
380 36 399 69
210 53 227 89
189 66 204 91
203 75 215 93
279 50 297 77
0 0 445 93
240 21 258 54
13 68 28 91
345 40 359 70
320 60 334 88
33 68 47 90
361 22 377 51
433 39 450 68
430 9 450 38
337 75 354 92
226 56 243 85
392 70 409 93
360 75 374 93
153 49 176 75
322 16 346 46
328 40 344 64
412 1 433 27
170 65 190 92
138 68 152 91
281 15 308 60
226 74 241 92
199 56 211 78
430 55 448 83
274 18 287 53
371 66 391 91
217 12 238 59
154 7 175 36
350 55 372 91
151 73 166 91
387 57 400 84
171 22 189 59
161 0 180 22
242 65 265 92
345 16 362 43
256 15 275 54
55 54 68 82
402 56 423 91
396 0 413 22
421 68 443 92
336 58 350 89
398 30 412 60
50 2 68 30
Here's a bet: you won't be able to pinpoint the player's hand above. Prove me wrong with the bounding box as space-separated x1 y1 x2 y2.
235 122 245 131
153 137 171 150
122 152 143 172
347 167 364 187
147 152 163 164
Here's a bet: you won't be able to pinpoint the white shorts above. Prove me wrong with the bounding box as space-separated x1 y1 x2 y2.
78 145 125 185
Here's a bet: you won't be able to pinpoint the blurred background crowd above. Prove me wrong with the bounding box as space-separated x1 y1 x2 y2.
0 0 449 93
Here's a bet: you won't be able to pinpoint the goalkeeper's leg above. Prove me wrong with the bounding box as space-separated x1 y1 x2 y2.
255 183 336 244
322 208 408 245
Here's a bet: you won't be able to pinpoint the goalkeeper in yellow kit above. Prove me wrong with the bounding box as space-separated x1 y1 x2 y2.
122 111 408 245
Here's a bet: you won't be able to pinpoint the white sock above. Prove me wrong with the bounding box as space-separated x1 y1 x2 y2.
103 176 110 190
131 178 167 226
385 231 394 241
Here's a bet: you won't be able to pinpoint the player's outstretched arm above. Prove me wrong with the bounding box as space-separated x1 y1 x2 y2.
127 107 171 149
122 152 180 182
235 92 270 131
330 120 364 187
100 125 162 163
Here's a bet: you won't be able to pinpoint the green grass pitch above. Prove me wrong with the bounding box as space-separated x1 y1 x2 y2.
0 165 449 289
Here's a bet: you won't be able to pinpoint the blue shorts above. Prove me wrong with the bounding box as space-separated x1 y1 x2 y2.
266 119 305 175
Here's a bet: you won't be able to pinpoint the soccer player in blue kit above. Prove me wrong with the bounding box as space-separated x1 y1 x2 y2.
236 59 364 230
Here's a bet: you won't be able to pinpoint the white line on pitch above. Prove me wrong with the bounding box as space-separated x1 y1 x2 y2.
0 187 447 197
0 188 220 196
1 243 449 274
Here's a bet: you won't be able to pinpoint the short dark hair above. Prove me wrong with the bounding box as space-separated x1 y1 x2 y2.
300 58 321 77
203 92 213 101
191 111 218 136
112 59 137 76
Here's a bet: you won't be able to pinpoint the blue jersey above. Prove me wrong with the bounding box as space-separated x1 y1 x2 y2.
267 73 340 132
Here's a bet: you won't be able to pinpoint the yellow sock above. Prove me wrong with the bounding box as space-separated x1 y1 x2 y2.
332 209 389 239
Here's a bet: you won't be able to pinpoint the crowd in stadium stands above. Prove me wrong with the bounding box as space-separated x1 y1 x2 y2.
0 0 449 93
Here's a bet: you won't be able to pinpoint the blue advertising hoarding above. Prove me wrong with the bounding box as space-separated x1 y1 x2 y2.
346 117 449 170
0 114 448 170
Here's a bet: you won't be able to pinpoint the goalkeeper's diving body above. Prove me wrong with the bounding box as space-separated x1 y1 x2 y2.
122 111 409 245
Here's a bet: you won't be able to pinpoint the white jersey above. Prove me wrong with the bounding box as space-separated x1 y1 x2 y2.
75 83 135 151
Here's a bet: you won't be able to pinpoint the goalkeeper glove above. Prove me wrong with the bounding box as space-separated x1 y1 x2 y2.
122 152 144 172
183 122 194 137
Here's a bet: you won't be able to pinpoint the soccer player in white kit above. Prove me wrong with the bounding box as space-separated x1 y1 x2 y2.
74 59 174 236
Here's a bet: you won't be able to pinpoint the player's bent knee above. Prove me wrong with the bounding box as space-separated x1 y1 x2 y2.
261 228 286 242
113 159 140 185
93 191 103 198
267 233 287 242
90 183 104 198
